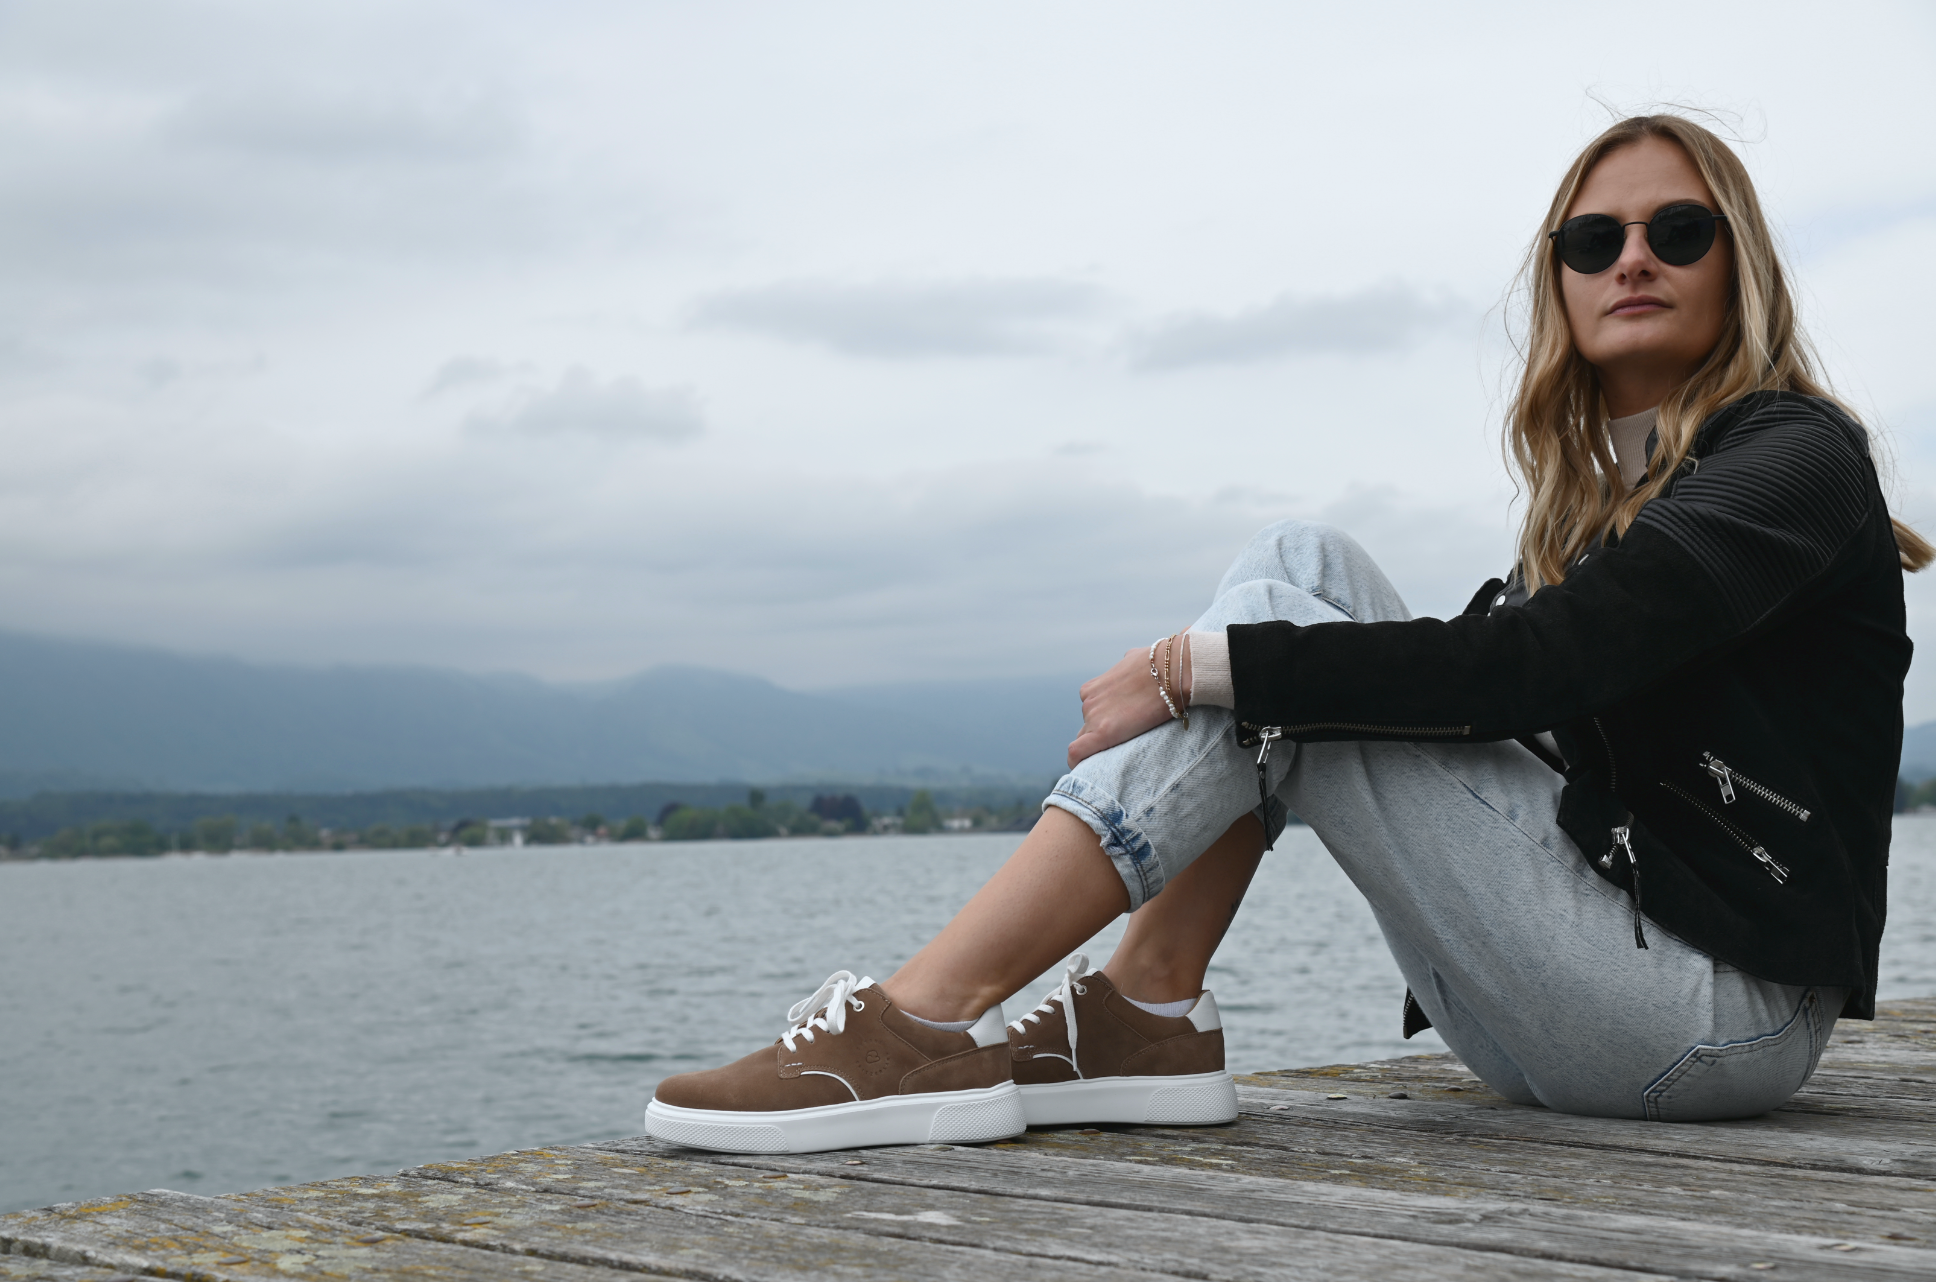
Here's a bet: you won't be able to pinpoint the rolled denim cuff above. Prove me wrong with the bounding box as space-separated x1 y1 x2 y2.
1043 775 1166 911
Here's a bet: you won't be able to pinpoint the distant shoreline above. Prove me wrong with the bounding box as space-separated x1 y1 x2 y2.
0 777 1058 847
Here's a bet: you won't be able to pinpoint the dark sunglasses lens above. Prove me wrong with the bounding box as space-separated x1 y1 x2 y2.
1557 215 1624 274
1648 205 1719 266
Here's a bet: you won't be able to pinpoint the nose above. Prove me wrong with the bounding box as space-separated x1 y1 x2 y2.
1612 222 1659 279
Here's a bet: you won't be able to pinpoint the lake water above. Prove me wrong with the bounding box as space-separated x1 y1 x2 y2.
5 818 1935 1214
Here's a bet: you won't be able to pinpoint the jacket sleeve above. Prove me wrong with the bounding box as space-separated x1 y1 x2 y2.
1227 396 1879 740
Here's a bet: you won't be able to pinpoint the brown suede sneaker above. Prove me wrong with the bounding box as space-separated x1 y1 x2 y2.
1008 954 1237 1126
646 971 1023 1153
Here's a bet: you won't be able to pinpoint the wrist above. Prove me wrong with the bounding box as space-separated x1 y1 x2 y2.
1186 630 1233 708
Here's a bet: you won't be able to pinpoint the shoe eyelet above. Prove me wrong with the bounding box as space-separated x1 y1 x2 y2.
1074 984 1087 994
851 999 865 1010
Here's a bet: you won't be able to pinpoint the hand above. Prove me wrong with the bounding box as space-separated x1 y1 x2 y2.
1067 636 1189 768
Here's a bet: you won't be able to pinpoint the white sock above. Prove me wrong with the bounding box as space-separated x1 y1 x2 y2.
1124 993 1197 1018
901 1010 976 1032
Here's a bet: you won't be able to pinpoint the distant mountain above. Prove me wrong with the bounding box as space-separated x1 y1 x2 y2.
5 628 1928 798
0 631 1084 796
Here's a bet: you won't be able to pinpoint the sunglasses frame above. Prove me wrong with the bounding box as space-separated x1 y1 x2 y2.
1548 204 1729 276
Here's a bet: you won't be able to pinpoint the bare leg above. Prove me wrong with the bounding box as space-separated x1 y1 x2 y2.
881 809 1267 1021
882 808 1128 1022
1103 814 1266 1003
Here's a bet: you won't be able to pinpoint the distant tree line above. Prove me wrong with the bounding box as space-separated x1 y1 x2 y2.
5 788 1045 858
0 778 1060 847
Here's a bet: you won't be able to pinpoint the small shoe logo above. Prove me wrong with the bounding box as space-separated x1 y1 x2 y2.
857 1040 894 1076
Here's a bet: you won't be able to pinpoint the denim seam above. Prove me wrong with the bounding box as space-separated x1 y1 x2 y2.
1640 988 1817 1122
1133 717 1261 837
1310 589 1359 622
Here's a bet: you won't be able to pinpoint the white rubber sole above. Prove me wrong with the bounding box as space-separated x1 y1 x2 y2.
1019 1070 1238 1126
645 1082 1026 1154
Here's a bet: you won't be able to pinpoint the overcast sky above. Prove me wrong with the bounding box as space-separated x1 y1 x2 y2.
4 2 1935 714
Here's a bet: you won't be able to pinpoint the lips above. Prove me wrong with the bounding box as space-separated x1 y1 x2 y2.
1608 294 1668 317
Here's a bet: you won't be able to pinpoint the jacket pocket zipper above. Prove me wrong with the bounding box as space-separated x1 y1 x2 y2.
1232 720 1470 851
1699 752 1811 821
1602 819 1647 949
1658 780 1791 884
1593 717 1618 792
1244 725 1285 852
1240 720 1471 739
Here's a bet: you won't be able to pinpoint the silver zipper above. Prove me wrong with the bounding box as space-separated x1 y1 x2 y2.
1609 822 1646 949
1281 721 1470 738
1593 717 1617 792
1249 726 1285 852
1659 781 1791 884
1700 753 1810 821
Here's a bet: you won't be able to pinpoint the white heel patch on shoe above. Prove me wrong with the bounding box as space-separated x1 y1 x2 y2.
1187 991 1222 1032
967 1004 1009 1048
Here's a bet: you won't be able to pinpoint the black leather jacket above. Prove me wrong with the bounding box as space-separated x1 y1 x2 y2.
1228 392 1908 1018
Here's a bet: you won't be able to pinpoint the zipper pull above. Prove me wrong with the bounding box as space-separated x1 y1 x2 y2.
1750 846 1790 884
1611 824 1647 949
1702 754 1736 804
1254 727 1285 851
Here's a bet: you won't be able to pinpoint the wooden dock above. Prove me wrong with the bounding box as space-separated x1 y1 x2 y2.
5 998 1932 1281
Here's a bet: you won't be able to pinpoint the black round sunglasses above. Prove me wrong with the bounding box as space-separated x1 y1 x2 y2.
1549 203 1728 275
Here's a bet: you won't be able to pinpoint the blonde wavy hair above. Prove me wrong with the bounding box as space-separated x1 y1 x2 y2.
1506 114 1931 590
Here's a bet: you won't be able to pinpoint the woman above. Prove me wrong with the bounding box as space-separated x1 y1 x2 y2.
647 114 1929 1152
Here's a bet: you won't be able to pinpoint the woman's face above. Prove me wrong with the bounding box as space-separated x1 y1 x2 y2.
1559 136 1733 416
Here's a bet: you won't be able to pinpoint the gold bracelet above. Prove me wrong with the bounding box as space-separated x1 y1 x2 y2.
1161 633 1188 729
1169 635 1184 728
1149 639 1182 722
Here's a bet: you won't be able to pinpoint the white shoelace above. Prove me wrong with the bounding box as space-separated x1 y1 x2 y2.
780 970 875 1052
1008 953 1093 1072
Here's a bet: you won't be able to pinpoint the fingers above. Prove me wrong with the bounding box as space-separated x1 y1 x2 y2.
1067 640 1184 769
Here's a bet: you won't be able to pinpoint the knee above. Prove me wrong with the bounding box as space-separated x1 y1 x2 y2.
1233 520 1377 594
1248 519 1364 564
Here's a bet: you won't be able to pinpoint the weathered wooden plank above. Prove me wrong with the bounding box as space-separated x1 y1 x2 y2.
238 1175 1161 1281
1812 1051 1936 1079
1797 1071 1936 1099
0 1256 136 1282
1258 1055 1936 1110
237 1168 1660 1282
1232 1084 1936 1176
1772 1093 1936 1124
1258 1064 1936 1123
754 1128 1935 1242
430 1143 1932 1280
1002 1120 1936 1220
1781 1076 1936 1107
625 1113 1936 1240
0 1189 646 1280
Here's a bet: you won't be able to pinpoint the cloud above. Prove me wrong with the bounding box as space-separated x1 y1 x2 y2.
0 417 1510 688
165 86 521 165
688 277 1106 358
465 368 704 441
1129 286 1465 370
424 356 512 398
0 70 552 299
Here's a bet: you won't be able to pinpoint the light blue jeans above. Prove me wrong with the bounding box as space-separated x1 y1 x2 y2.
1047 520 1843 1121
